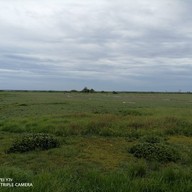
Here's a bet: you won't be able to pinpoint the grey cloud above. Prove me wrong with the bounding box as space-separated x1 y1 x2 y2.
0 0 192 91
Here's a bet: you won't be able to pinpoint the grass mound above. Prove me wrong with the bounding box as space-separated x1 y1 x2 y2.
7 133 60 153
129 142 180 162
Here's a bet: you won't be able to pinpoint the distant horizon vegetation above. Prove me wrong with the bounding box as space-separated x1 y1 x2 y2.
0 87 191 94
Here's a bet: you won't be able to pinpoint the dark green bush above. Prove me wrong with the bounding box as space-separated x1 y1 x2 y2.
129 143 180 162
7 133 60 153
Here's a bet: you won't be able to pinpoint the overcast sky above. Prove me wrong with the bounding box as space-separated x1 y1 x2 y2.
0 0 192 91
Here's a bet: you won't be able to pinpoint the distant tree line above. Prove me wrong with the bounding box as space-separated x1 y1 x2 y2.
81 87 95 93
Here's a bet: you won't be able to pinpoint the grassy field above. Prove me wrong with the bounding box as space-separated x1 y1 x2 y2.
0 91 192 191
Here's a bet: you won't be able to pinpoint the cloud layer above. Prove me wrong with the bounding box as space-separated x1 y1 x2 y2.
0 0 192 91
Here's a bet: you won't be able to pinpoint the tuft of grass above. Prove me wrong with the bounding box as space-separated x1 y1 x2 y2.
164 117 192 136
129 122 145 129
83 120 110 135
140 134 166 144
1 122 25 133
128 161 148 178
126 129 142 141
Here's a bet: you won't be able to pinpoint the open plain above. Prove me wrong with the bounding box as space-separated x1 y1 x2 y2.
0 91 192 192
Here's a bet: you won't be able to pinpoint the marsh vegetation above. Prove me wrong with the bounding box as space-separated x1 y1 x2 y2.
0 91 192 191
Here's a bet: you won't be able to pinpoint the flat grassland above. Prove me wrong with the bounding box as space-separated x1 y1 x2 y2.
0 91 192 191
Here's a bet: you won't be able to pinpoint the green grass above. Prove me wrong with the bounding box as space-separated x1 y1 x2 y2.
0 91 192 191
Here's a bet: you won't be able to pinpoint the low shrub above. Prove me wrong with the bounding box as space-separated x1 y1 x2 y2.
7 133 60 153
129 142 180 162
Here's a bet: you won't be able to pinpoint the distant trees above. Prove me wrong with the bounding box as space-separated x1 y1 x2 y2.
70 90 78 92
81 87 95 93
